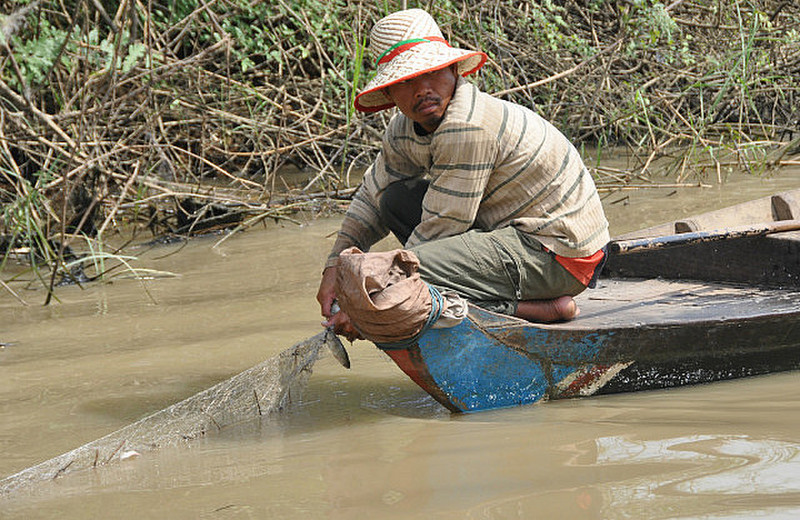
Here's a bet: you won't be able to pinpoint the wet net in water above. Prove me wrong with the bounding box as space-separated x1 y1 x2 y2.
0 331 336 496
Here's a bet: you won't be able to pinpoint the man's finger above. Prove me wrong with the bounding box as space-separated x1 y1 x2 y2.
321 297 333 318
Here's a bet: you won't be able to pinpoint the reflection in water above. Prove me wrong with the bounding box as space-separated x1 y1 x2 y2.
591 434 800 519
679 437 800 494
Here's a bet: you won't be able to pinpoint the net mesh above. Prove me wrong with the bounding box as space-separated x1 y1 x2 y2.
0 331 334 495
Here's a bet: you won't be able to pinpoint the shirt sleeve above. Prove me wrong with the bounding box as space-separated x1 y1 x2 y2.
325 118 425 268
325 158 387 269
406 123 498 248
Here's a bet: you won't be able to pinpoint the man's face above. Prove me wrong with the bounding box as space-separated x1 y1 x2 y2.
385 65 458 133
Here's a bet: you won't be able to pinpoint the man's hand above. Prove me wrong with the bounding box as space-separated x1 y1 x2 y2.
316 266 363 342
322 310 363 342
316 266 338 318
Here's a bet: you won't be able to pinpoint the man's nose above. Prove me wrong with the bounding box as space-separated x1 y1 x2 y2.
412 76 434 97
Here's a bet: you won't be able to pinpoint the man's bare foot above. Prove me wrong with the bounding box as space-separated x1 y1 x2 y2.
515 295 580 323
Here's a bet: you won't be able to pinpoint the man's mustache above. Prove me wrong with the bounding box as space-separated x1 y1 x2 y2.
414 96 441 111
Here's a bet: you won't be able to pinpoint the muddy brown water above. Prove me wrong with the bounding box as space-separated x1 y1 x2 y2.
2 172 800 519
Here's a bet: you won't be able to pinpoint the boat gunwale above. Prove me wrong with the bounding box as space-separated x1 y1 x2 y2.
461 280 800 334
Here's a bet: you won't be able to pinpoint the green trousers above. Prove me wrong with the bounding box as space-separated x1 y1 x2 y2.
381 178 586 315
410 226 586 316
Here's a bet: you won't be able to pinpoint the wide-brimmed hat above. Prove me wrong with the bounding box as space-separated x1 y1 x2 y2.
354 9 487 113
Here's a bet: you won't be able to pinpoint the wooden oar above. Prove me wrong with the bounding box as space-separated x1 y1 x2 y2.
609 219 800 255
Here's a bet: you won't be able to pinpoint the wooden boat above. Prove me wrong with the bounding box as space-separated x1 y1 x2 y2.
376 189 800 412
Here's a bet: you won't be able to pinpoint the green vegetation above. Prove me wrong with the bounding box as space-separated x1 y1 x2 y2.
1 0 798 301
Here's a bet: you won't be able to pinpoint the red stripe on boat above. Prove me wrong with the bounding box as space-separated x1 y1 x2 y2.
558 364 615 398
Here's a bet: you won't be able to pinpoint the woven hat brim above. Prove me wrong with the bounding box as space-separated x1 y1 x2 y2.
355 45 487 113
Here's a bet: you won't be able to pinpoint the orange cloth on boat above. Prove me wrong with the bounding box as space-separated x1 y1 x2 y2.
335 247 432 344
554 248 606 287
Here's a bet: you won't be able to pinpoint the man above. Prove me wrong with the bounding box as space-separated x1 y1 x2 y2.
317 8 610 339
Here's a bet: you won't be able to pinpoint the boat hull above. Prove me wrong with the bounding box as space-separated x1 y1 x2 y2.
376 189 800 413
378 278 800 413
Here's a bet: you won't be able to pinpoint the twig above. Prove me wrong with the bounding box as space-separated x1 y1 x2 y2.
494 39 622 97
0 279 28 305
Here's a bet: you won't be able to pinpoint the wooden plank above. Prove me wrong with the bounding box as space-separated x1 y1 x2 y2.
609 219 800 254
773 192 800 220
561 278 800 329
604 230 800 287
615 188 800 239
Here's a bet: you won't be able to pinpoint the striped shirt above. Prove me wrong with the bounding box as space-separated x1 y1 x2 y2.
326 78 610 268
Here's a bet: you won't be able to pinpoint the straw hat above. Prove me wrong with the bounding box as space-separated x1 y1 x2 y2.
354 9 487 113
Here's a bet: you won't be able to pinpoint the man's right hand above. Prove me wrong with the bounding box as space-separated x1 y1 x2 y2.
323 310 363 342
316 266 338 318
316 266 363 342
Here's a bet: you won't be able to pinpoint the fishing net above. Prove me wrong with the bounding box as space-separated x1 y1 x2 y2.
0 331 339 496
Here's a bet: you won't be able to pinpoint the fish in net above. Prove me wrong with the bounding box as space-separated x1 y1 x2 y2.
0 330 350 496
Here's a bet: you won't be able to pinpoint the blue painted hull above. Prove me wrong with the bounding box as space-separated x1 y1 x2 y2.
377 191 800 412
416 307 615 410
378 278 800 413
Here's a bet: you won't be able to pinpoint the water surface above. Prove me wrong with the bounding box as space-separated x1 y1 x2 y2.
2 171 800 518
